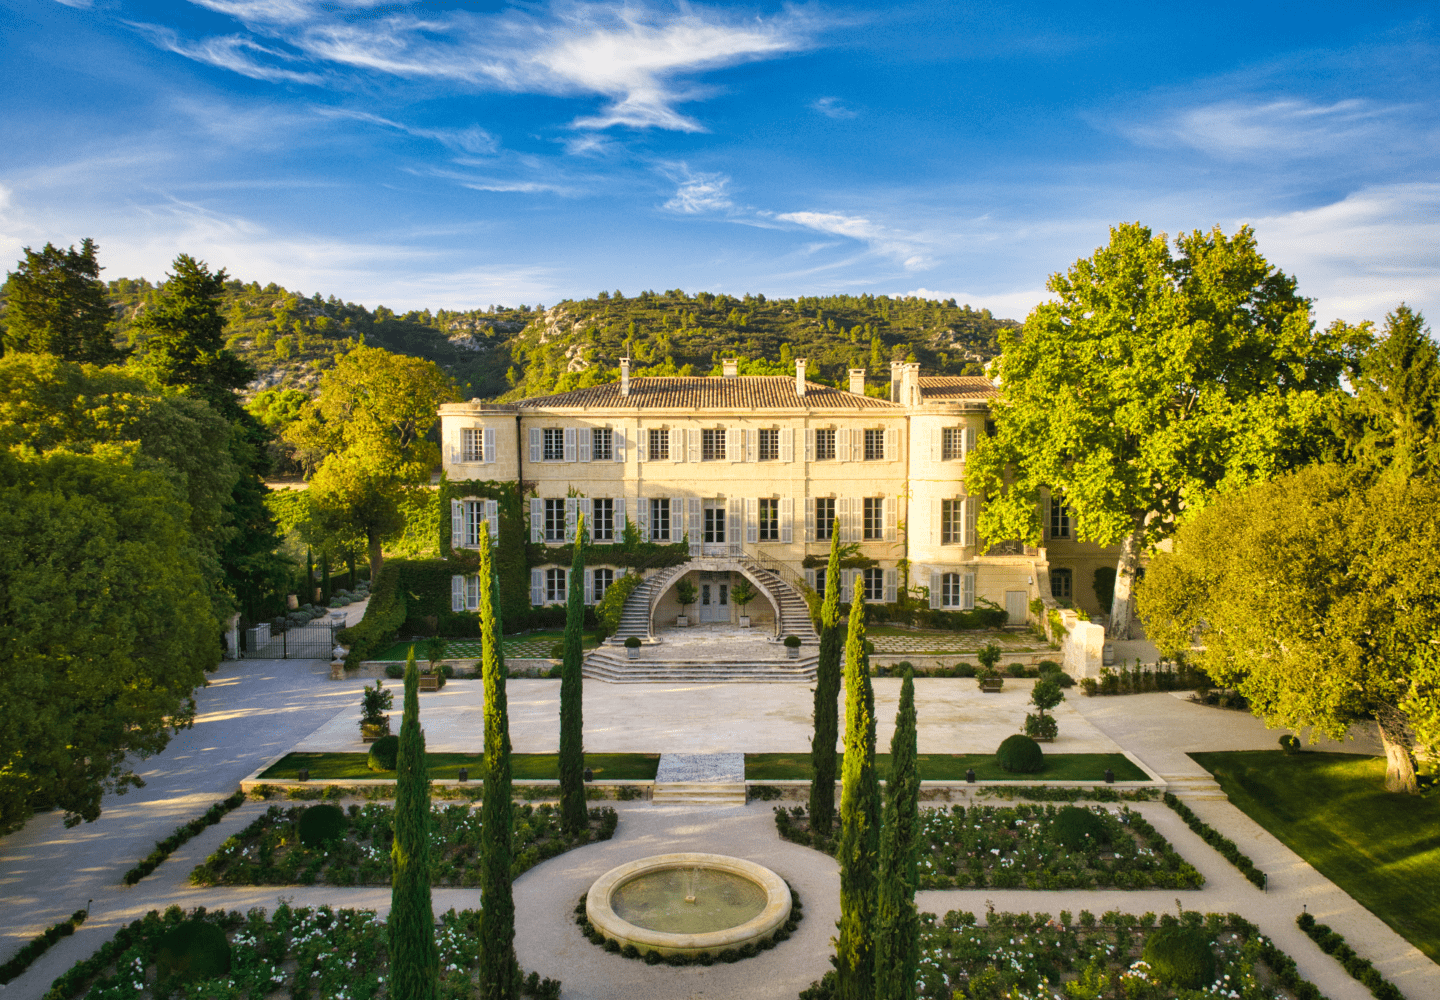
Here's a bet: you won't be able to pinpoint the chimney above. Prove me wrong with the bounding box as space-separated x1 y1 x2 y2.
619 357 630 396
890 361 904 402
795 358 808 398
902 362 921 406
722 358 739 378
849 368 866 395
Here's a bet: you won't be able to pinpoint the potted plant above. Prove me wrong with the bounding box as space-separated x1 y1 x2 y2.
784 635 802 659
675 579 697 626
731 578 758 627
977 640 1005 692
420 637 447 691
359 679 393 742
625 635 641 659
1024 675 1064 740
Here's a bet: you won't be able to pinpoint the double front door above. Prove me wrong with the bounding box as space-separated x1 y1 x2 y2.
698 570 731 623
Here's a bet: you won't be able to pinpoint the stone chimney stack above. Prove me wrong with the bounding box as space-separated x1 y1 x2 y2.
901 362 921 405
795 358 808 397
890 361 904 401
849 368 867 395
722 358 739 378
620 357 630 396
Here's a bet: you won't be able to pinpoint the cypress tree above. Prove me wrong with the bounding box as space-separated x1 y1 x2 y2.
389 648 438 1000
560 513 588 834
875 669 920 1000
809 530 843 838
478 525 518 998
836 574 879 1000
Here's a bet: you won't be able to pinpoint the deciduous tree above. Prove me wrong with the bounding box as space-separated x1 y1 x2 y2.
810 530 843 837
967 223 1356 636
389 648 438 1000
560 514 588 834
1 239 122 363
836 574 879 999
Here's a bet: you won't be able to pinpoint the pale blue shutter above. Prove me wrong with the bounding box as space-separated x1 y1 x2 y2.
485 500 498 545
614 429 625 462
483 427 496 464
564 427 577 462
564 498 577 542
451 500 464 549
530 568 544 606
529 428 542 461
884 497 897 542
530 497 543 543
577 429 591 463
637 496 649 541
884 568 897 603
929 570 941 609
781 497 793 543
451 575 465 612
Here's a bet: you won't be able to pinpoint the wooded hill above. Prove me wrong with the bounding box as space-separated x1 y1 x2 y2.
100 280 1018 401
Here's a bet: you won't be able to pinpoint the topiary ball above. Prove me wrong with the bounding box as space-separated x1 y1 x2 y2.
1142 925 1216 989
1052 806 1110 850
156 920 231 987
298 803 347 848
368 734 399 771
996 734 1044 773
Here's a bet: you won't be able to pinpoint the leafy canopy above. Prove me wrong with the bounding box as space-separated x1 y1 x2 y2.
1337 305 1439 481
1 239 123 363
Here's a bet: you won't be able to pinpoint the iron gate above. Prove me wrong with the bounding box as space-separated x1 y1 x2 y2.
242 621 343 659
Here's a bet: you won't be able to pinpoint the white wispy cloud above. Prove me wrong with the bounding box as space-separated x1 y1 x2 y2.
129 23 326 84
314 108 497 154
811 96 856 119
1126 97 1412 161
776 210 934 270
662 165 733 213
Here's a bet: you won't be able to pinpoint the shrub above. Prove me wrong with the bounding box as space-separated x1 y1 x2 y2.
549 642 565 659
547 664 563 678
996 734 1044 773
955 662 976 678
1006 662 1027 677
1142 925 1215 989
1037 659 1062 674
385 663 404 679
977 641 1002 672
155 920 231 988
1279 734 1301 755
367 735 400 772
360 680 393 726
297 803 348 848
784 635 802 648
1052 806 1109 850
1023 713 1058 740
624 636 641 649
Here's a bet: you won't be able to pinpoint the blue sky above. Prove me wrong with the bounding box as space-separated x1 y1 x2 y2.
2 1 1436 325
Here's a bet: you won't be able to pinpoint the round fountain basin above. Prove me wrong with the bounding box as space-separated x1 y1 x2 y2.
586 853 791 956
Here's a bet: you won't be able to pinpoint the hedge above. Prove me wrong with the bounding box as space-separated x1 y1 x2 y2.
339 560 407 668
1296 913 1404 1000
121 790 247 885
595 571 643 638
0 909 88 985
1163 792 1266 889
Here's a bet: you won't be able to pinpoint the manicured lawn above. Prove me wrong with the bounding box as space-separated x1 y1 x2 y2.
259 751 660 781
1192 750 1440 962
745 752 1146 782
371 630 600 661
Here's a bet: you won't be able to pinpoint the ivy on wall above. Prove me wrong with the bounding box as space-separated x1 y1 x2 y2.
526 519 691 571
439 476 529 623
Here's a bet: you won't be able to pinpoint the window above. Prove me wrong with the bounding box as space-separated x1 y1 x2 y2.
650 498 671 541
543 498 565 541
814 429 836 461
864 428 885 461
592 498 614 542
759 498 779 541
758 428 779 461
462 428 483 462
941 499 964 544
941 573 963 608
862 567 885 602
702 428 725 461
591 428 613 461
815 568 827 599
704 505 726 543
1051 568 1073 600
545 568 567 603
942 427 964 460
542 428 564 461
593 568 614 603
463 501 484 546
863 498 884 540
815 498 836 540
648 429 670 461
1050 497 1071 539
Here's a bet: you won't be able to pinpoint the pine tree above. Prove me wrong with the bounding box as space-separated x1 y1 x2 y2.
809 530 843 837
836 574 879 1000
1 238 123 362
389 648 438 1000
478 525 518 998
875 669 920 1000
560 513 588 834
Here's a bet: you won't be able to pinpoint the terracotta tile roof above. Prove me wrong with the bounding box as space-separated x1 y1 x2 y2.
516 376 902 410
917 376 998 400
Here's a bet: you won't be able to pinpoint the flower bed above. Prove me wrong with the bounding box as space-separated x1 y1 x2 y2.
190 802 617 887
776 803 1204 889
801 909 1325 1000
42 904 559 1000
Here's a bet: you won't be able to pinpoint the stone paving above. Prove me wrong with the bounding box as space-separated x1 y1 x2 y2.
653 753 746 783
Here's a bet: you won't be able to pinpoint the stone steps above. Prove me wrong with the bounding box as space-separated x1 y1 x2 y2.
1161 773 1228 801
583 648 818 683
651 782 747 805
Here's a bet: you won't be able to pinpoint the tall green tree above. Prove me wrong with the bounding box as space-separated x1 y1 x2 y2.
0 449 217 832
560 513 588 835
875 669 920 1000
477 524 518 998
1139 464 1440 792
288 345 455 578
1339 305 1439 481
810 530 843 837
1 239 122 363
967 223 1358 636
836 574 880 1000
389 648 439 1000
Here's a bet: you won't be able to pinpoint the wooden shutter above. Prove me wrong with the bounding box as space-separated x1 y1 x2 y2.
688 428 700 463
746 430 756 462
637 431 647 463
727 505 741 553
614 429 625 462
806 568 817 591
929 570 941 609
451 500 464 549
564 498 577 542
672 429 684 463
530 497 543 543
584 569 594 605
781 497 793 543
529 428 542 461
965 496 978 546
837 498 851 542
963 571 976 610
804 428 815 462
530 568 544 606
452 575 465 612
483 499 498 546
688 498 702 555
885 568 897 603
965 426 977 456
745 498 757 543
564 427 578 462
885 427 898 462
836 428 849 463
805 498 816 542
884 497 897 542
637 496 649 541
781 427 794 463
578 429 591 463
483 427 496 464
467 575 481 611
578 498 592 540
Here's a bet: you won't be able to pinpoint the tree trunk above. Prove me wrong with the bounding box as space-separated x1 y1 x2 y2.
1375 704 1418 794
368 529 383 584
1108 525 1145 640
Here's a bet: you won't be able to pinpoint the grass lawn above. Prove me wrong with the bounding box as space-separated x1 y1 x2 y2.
372 630 600 661
1192 750 1440 962
745 752 1146 782
259 751 659 782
